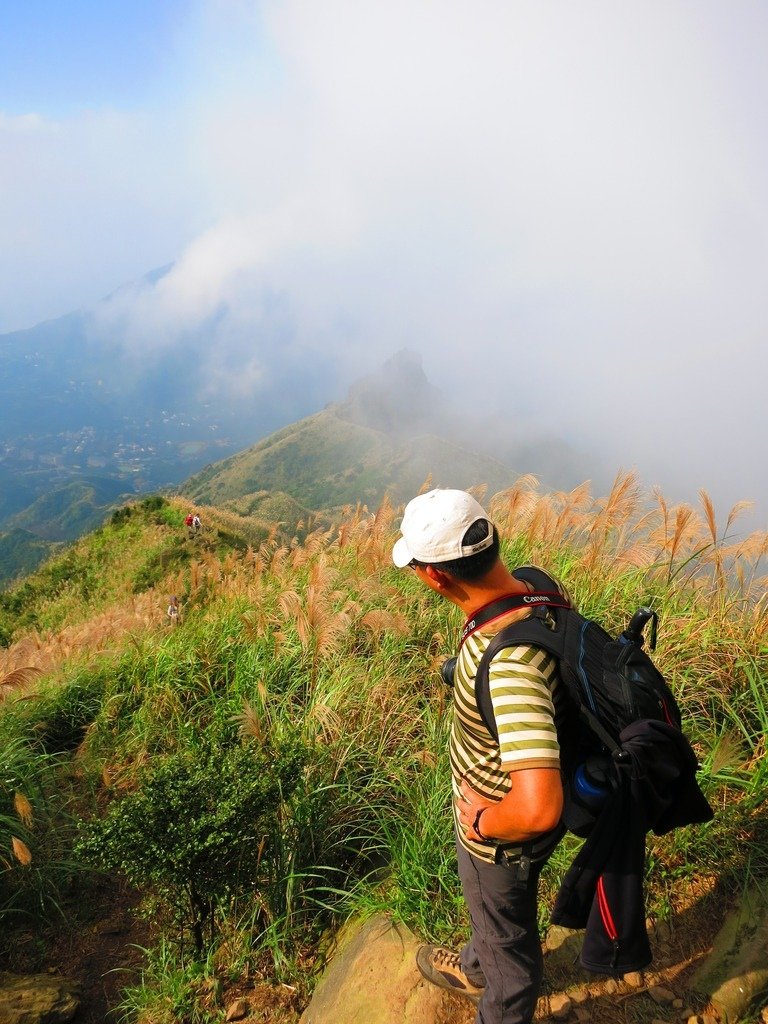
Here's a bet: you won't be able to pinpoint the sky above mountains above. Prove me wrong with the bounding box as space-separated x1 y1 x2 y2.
2 1 767 528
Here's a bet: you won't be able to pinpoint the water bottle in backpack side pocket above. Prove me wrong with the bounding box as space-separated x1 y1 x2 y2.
572 754 612 811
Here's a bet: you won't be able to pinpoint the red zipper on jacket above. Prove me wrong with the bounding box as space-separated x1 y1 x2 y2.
660 696 675 727
596 876 618 940
596 876 621 969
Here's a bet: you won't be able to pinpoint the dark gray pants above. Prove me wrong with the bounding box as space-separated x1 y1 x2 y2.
456 835 547 1024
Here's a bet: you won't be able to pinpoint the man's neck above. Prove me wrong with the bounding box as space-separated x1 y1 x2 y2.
450 564 529 619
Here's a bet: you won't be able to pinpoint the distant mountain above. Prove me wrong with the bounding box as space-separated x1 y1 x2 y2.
0 265 597 583
0 265 344 560
0 264 342 446
0 276 229 540
0 478 128 587
181 351 522 511
0 274 319 478
5 478 130 542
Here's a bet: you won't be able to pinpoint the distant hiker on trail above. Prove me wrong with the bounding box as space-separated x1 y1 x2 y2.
392 489 567 1024
192 513 202 533
167 595 181 625
185 513 194 536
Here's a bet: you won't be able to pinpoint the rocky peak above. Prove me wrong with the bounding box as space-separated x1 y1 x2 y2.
335 350 443 436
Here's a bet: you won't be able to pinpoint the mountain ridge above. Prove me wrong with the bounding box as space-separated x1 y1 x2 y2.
0 270 595 585
180 351 522 512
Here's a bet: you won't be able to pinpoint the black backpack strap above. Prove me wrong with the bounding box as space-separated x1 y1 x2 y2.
476 613 623 755
475 615 567 741
511 565 561 592
578 704 622 754
471 566 564 738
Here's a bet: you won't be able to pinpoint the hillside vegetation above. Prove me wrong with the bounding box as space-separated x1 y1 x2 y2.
181 407 518 512
0 529 57 588
0 476 766 1023
0 348 588 590
181 348 524 516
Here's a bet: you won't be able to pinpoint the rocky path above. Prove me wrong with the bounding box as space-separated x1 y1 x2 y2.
3 883 767 1023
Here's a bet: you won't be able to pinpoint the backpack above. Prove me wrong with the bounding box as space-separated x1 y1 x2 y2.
463 566 712 975
472 566 685 836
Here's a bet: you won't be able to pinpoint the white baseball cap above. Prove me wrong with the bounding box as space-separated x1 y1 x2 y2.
392 488 494 568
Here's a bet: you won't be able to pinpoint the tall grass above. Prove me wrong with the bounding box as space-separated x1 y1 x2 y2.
0 731 78 929
0 478 765 1020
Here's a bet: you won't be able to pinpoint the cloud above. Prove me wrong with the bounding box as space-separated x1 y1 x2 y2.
3 0 768 524
0 105 199 331
0 112 57 134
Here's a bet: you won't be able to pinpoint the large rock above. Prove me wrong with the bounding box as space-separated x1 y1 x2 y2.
543 924 583 971
0 972 80 1024
691 885 768 1022
299 915 474 1024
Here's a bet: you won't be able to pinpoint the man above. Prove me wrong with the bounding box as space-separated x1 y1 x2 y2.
166 594 181 625
392 488 567 1024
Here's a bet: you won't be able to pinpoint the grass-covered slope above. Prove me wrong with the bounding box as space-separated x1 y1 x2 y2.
0 528 57 586
181 407 518 511
180 351 518 513
0 478 138 589
0 475 766 1023
0 494 283 649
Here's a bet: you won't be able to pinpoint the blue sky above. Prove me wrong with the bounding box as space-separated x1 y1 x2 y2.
0 1 189 116
1 1 768 522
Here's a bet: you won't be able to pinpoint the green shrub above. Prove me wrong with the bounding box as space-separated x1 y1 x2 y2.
0 546 96 636
214 529 249 554
110 506 133 526
0 586 24 617
0 614 13 648
156 504 186 529
140 496 168 513
112 497 183 529
75 739 306 951
5 674 106 754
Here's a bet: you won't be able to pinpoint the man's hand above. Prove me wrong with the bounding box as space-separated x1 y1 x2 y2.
457 777 495 841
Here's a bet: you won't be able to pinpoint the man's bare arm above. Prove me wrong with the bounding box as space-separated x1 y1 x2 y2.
457 768 563 843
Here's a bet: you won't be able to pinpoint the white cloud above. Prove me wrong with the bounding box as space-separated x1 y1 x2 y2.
0 112 58 134
2 0 768 521
0 106 199 330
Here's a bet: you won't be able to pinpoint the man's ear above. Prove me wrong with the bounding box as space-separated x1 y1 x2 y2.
424 565 452 591
421 564 469 608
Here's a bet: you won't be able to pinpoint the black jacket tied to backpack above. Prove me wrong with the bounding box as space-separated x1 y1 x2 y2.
471 566 714 975
552 718 713 973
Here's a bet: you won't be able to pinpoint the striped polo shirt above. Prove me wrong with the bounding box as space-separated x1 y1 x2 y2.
450 600 569 864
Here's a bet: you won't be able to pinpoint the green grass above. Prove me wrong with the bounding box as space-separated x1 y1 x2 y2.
0 479 765 1020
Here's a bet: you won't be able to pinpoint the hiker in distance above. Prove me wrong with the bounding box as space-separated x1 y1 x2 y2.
167 595 181 625
185 512 202 536
392 488 567 1024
